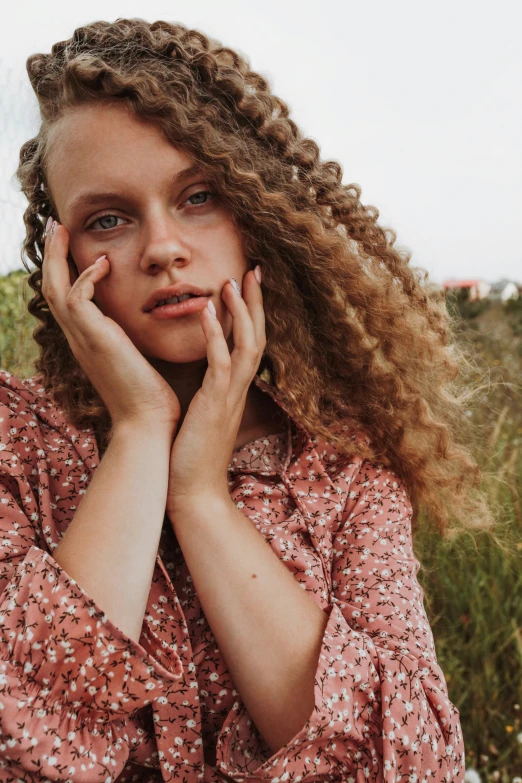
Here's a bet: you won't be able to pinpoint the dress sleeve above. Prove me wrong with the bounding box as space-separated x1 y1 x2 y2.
215 460 466 782
0 397 181 780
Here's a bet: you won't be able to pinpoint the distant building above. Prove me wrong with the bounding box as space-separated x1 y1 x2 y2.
488 279 520 302
442 279 491 301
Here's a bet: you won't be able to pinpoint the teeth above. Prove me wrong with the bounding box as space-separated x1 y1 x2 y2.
156 294 194 307
166 294 192 304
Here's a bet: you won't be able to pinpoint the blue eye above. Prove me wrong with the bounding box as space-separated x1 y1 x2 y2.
87 191 214 231
89 214 126 231
186 190 213 207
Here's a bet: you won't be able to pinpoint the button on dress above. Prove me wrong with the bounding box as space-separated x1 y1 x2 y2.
0 368 465 781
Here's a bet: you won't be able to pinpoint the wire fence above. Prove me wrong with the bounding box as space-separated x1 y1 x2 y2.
0 62 40 277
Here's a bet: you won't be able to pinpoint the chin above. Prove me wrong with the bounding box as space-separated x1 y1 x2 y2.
145 348 209 365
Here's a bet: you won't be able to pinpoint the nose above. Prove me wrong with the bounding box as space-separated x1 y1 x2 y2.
139 211 191 272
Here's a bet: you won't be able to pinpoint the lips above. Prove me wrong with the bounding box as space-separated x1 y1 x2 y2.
144 285 212 312
153 294 198 309
147 295 211 320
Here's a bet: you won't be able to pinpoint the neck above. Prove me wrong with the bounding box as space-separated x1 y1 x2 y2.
145 355 279 437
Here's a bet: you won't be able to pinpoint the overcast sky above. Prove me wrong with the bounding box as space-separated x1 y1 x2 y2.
1 0 520 283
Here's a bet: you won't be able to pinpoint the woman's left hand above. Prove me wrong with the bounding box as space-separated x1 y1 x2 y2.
166 266 264 516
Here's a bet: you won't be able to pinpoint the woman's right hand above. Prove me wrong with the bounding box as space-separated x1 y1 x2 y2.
41 219 181 432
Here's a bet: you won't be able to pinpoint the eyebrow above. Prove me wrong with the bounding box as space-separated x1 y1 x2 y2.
68 164 205 214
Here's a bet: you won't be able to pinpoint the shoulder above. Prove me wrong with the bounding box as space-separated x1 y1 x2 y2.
0 369 100 476
309 414 372 481
0 368 71 442
1 368 49 408
311 417 412 518
0 369 42 429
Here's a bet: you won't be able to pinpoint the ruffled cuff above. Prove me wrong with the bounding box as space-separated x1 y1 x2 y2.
215 601 463 781
215 603 346 780
0 545 182 722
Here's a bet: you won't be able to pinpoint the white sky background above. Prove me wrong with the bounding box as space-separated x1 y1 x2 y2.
0 0 520 284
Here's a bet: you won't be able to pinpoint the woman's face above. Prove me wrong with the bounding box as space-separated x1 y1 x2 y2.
45 101 248 365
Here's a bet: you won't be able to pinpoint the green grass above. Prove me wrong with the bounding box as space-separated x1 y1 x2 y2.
0 270 42 376
1 271 522 782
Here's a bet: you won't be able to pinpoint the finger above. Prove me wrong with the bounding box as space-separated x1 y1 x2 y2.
43 215 53 247
242 268 266 355
42 221 75 325
224 274 265 398
42 222 109 338
43 217 85 291
42 216 54 275
199 303 233 399
64 254 111 342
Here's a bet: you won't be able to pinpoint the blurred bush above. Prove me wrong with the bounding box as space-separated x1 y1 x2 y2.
0 270 39 376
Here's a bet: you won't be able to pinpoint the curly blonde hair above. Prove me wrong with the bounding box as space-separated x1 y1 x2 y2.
16 17 496 542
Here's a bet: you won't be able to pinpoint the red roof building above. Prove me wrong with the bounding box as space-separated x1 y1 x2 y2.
442 279 491 300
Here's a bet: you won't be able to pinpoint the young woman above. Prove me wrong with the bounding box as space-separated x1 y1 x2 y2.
0 17 491 782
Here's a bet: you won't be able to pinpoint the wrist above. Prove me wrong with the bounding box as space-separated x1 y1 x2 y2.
110 419 175 443
167 488 231 521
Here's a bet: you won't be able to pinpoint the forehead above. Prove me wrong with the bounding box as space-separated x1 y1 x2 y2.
45 102 193 206
47 101 175 155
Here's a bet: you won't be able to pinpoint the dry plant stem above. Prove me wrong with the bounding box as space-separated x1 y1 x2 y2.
53 421 173 642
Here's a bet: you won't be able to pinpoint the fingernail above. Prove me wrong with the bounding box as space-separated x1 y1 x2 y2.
95 255 107 264
50 221 58 237
45 216 53 235
230 277 242 296
254 265 262 284
207 299 217 318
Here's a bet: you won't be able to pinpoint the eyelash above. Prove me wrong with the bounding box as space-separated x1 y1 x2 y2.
86 190 215 231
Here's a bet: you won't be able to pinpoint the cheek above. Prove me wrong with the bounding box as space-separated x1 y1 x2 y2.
92 278 119 310
92 270 137 318
67 235 91 274
91 288 124 321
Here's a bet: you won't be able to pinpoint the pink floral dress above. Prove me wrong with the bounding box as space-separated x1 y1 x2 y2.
0 369 465 782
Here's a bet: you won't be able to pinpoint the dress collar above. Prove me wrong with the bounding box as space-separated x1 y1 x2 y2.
16 370 313 480
227 371 312 476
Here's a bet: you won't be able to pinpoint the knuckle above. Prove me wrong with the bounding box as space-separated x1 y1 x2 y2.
216 356 231 372
65 295 81 312
42 285 56 305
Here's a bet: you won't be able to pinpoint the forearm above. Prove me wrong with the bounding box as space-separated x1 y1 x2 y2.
54 422 172 643
169 494 329 755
